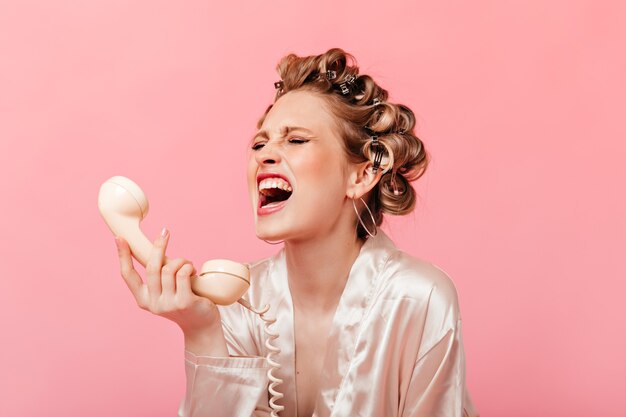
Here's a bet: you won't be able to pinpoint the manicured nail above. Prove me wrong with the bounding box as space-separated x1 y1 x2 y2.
161 227 169 238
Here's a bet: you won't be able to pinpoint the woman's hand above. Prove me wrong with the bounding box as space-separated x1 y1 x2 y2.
115 228 229 356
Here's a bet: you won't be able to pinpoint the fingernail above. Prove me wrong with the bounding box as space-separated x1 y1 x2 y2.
160 227 169 239
114 237 121 248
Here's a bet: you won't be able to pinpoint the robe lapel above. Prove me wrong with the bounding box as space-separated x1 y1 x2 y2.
265 232 396 417
314 231 396 417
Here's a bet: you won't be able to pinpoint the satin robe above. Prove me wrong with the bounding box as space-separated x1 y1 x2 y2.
179 230 480 417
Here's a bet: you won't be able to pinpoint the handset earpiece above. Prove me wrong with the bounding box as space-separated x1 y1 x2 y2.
97 175 250 305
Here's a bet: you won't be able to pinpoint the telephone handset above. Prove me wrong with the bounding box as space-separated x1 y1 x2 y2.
97 175 249 305
98 175 284 416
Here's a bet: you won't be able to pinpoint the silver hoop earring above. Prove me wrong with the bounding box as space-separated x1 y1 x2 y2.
352 197 377 238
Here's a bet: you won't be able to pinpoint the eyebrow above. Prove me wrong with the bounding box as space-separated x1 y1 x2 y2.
251 126 315 143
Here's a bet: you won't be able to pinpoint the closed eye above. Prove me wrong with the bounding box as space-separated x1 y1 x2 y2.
251 137 309 151
288 138 309 144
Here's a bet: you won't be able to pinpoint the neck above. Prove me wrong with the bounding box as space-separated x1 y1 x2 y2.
284 226 365 314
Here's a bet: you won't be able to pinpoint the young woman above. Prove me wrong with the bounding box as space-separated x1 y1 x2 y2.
115 48 479 417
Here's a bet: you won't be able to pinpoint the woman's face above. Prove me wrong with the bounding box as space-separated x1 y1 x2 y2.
247 90 353 242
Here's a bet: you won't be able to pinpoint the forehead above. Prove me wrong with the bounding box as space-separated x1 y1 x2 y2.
259 90 337 136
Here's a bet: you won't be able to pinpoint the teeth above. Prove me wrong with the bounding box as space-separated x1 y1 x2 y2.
259 177 293 192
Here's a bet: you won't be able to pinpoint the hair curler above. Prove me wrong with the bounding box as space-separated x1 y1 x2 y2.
98 175 284 416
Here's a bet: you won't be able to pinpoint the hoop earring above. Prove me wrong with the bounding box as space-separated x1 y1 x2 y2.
352 197 377 238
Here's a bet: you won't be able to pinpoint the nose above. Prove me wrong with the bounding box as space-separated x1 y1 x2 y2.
255 141 282 166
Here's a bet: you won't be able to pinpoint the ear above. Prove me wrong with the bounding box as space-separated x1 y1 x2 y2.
346 161 384 200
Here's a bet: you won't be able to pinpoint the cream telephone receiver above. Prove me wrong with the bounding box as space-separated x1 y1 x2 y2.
98 175 284 416
97 175 249 305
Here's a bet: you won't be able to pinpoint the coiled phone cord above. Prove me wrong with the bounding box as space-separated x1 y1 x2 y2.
238 298 284 417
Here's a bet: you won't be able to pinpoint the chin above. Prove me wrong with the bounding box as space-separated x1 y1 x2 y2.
254 220 287 242
255 229 287 243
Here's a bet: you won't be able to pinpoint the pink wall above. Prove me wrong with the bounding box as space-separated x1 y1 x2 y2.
1 1 624 416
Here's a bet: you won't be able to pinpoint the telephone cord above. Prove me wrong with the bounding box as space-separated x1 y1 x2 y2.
238 298 284 417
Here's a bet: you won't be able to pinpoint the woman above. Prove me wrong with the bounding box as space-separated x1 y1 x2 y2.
115 48 479 417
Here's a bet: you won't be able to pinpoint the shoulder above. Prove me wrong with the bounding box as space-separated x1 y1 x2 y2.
369 247 464 358
378 249 461 317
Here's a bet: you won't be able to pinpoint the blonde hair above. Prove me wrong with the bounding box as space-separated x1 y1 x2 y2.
257 48 429 239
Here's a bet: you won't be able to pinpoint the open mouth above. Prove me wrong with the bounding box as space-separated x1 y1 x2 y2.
258 177 293 208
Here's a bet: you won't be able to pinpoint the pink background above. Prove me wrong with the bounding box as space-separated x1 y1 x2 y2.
1 0 624 416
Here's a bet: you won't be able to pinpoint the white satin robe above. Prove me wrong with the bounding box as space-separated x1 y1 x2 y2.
179 230 479 417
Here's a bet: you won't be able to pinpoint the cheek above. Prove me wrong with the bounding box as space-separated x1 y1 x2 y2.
294 152 347 200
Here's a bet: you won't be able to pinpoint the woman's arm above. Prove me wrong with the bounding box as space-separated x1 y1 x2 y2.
179 350 270 417
391 260 479 417
115 232 270 416
178 291 273 417
400 318 479 417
